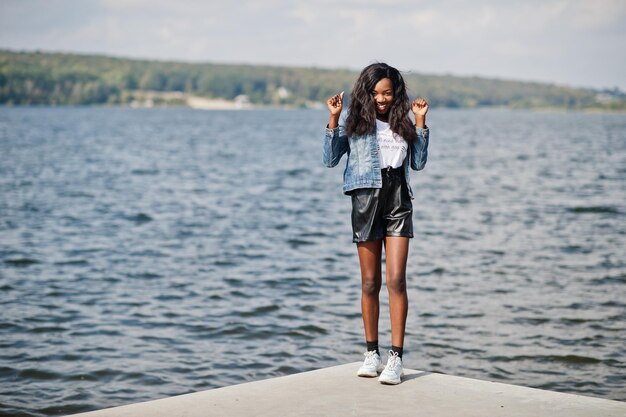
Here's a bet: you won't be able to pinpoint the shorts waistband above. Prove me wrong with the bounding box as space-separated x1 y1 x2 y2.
381 166 403 176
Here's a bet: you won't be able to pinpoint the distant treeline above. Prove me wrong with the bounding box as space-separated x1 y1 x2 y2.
1 49 625 110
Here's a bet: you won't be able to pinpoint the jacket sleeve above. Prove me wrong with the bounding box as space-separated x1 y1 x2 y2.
323 125 349 168
410 126 429 171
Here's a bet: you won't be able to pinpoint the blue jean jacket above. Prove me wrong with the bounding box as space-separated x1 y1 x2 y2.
322 123 429 197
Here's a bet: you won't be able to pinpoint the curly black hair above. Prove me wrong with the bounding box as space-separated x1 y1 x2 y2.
345 63 417 143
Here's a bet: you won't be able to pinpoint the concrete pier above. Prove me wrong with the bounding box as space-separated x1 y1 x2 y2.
70 362 625 417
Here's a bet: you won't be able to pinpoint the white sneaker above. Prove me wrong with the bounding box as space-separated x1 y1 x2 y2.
378 350 403 385
357 350 383 377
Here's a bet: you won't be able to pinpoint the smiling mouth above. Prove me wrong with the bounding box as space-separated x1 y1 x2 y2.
376 103 388 112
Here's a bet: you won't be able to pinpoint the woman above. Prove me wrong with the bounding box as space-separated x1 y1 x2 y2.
323 63 429 385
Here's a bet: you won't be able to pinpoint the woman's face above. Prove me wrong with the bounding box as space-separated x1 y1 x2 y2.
372 77 394 115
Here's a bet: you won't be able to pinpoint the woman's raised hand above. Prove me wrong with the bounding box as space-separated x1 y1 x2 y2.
412 97 429 128
327 91 344 116
412 97 429 117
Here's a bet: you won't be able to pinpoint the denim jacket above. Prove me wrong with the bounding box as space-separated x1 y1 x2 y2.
322 122 429 197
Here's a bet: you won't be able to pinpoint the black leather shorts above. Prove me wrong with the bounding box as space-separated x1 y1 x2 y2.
350 167 413 243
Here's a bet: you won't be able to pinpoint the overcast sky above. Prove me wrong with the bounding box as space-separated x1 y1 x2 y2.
1 0 625 90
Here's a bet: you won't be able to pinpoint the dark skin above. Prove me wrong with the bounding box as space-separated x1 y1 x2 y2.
326 78 429 349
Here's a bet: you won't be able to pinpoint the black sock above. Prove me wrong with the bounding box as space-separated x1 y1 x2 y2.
391 345 403 358
366 340 379 355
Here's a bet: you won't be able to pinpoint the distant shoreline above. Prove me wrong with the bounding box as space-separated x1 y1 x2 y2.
3 49 625 111
1 103 625 113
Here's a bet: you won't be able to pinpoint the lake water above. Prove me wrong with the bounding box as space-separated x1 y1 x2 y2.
1 107 625 416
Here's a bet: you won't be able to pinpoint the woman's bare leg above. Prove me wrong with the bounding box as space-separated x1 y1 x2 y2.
356 240 383 344
384 236 410 348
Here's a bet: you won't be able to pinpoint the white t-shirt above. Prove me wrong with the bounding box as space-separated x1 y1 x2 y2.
376 119 408 169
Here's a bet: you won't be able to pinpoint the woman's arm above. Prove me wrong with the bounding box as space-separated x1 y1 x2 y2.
327 91 343 128
323 92 349 167
412 97 428 128
410 98 430 171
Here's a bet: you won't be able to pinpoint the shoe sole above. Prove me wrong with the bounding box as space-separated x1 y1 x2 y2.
379 378 401 385
357 370 379 377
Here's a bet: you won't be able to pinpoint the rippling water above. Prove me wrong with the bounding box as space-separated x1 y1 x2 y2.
0 107 625 416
